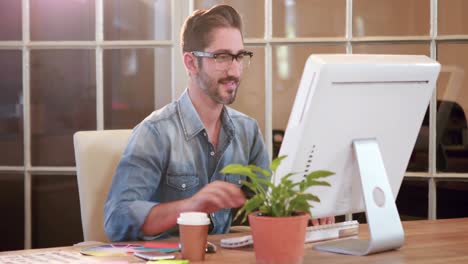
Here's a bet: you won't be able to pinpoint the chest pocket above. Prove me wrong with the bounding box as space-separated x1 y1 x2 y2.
166 175 199 191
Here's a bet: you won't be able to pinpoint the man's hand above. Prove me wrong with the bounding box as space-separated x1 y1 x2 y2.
187 181 246 213
311 216 335 226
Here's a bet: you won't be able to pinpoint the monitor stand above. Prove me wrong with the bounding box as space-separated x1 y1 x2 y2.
314 138 405 255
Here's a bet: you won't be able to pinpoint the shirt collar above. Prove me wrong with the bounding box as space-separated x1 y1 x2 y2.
177 90 235 141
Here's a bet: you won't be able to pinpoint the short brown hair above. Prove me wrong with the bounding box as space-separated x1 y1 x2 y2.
181 5 243 53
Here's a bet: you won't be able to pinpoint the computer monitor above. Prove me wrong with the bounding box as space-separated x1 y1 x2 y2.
274 54 440 255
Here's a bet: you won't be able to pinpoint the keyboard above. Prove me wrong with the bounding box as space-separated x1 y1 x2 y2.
220 220 359 248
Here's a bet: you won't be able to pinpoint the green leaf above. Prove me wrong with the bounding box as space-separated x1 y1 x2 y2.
299 181 312 192
305 170 335 180
289 198 311 214
270 155 287 173
247 165 271 177
240 180 262 194
302 193 320 203
220 164 257 178
234 207 246 222
259 205 271 215
244 194 264 213
280 177 294 188
306 180 331 187
234 194 265 223
256 178 274 189
272 201 285 217
282 172 298 180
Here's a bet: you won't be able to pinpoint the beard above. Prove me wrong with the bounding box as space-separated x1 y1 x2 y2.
195 68 240 105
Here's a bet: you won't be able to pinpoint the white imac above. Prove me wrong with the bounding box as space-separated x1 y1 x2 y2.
274 54 440 255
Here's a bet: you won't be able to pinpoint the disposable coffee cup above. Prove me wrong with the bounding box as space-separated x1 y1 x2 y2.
177 212 211 261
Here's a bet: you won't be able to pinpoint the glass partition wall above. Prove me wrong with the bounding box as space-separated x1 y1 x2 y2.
1 0 467 250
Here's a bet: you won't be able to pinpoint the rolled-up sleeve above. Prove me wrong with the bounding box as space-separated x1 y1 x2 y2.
104 121 166 241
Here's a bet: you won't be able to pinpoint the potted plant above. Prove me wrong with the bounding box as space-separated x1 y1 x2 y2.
221 155 333 264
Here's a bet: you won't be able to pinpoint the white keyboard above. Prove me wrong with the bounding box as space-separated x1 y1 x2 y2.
220 220 359 248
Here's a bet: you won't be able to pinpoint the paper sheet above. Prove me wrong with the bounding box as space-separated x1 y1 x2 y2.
0 250 99 264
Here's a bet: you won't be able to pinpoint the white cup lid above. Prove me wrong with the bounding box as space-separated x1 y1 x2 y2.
177 212 211 225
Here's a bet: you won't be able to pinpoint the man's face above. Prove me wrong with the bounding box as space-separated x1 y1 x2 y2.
194 27 244 105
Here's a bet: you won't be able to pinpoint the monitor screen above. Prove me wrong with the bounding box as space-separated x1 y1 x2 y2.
274 54 440 255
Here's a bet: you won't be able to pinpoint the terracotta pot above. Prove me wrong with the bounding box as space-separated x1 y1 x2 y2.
248 212 309 264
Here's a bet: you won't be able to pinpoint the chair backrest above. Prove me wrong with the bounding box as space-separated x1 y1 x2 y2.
73 129 132 242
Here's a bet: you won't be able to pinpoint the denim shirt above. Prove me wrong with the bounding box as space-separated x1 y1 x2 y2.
104 90 270 241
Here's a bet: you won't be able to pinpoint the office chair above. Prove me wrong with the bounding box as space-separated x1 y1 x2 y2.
73 129 132 242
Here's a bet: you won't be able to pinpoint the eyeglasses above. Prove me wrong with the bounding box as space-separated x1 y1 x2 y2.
191 51 253 71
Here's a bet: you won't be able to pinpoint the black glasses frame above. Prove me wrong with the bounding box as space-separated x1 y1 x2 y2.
191 51 254 63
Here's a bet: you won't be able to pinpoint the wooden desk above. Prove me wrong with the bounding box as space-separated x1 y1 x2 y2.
2 218 468 263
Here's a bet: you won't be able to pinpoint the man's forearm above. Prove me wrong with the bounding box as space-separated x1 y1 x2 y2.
140 198 192 236
140 181 246 236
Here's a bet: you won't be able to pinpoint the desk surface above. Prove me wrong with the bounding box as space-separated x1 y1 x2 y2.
2 217 468 263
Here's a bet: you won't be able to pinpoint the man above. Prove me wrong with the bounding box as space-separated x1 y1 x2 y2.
104 5 269 241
